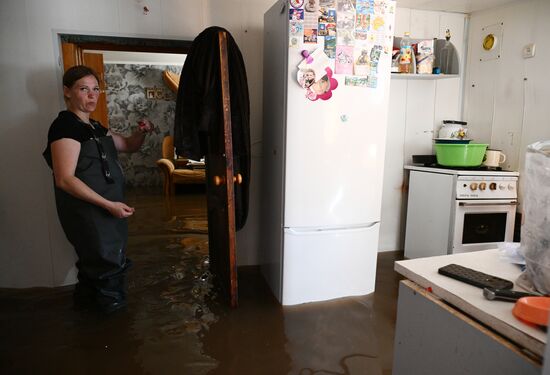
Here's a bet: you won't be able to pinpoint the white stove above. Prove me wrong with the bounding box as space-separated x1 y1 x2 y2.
456 176 517 200
403 165 519 259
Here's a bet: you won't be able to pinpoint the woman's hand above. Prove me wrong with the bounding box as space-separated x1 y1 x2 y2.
105 201 135 218
111 119 155 152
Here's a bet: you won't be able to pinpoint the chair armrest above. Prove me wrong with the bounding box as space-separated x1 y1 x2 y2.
156 158 175 174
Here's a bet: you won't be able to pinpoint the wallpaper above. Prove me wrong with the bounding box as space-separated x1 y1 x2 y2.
104 64 182 187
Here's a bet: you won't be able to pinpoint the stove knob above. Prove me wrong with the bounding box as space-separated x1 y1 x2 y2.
508 184 515 190
470 182 478 190
479 182 487 190
499 184 506 190
489 182 497 190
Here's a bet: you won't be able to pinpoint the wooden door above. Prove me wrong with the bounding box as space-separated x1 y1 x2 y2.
204 31 239 307
82 52 109 128
61 42 109 127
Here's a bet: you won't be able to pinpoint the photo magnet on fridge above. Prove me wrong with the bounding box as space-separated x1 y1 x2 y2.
304 29 318 44
305 67 338 101
297 48 331 79
296 48 338 101
305 0 319 12
290 8 304 20
324 36 336 58
289 21 304 48
335 45 354 74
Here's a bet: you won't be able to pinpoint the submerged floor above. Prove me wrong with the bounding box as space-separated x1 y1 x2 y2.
0 188 403 374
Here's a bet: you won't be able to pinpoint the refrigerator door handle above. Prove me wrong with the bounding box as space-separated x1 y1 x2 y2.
284 222 379 234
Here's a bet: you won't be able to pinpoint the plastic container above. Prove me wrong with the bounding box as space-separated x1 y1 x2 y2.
434 143 488 167
513 297 550 326
399 32 414 74
440 29 454 74
521 141 550 294
434 138 471 144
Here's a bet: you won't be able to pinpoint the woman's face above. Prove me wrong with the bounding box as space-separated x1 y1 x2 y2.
64 75 100 114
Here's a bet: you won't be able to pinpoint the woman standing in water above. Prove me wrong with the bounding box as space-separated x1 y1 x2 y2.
43 65 154 313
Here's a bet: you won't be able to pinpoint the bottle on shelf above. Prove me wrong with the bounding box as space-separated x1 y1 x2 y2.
432 37 441 74
399 32 414 74
440 29 454 74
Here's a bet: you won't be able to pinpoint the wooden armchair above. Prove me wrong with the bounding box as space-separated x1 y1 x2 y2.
156 136 206 195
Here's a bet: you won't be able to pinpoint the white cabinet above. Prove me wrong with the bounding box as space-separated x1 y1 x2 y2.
394 7 411 38
410 10 440 39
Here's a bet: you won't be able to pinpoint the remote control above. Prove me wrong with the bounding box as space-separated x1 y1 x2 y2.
438 264 514 290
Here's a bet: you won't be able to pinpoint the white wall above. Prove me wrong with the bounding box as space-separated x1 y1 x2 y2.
463 0 550 181
0 0 273 288
378 7 467 252
380 0 550 253
206 0 275 266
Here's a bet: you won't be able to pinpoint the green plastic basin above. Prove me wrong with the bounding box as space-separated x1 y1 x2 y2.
434 143 488 167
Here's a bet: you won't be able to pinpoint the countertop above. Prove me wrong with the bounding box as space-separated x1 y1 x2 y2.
394 249 545 357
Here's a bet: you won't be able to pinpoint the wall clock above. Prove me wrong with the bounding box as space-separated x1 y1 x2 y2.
483 33 495 51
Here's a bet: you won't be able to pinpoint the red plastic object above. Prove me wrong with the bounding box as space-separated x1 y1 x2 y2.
512 297 550 326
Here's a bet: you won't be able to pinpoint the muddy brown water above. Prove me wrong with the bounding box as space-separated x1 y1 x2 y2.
0 188 402 374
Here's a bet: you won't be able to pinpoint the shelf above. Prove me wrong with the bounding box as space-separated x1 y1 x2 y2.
391 73 459 80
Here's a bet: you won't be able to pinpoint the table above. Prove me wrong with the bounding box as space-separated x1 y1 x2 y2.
393 249 544 374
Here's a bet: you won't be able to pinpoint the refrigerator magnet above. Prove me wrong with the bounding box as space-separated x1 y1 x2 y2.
305 0 319 13
320 0 336 6
289 8 304 20
324 36 336 58
304 29 318 44
344 75 377 88
297 69 316 89
335 45 353 74
354 48 370 76
289 0 304 9
289 21 304 48
297 48 331 79
305 67 338 101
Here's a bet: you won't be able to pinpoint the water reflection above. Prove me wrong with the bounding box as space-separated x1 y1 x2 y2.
0 188 401 375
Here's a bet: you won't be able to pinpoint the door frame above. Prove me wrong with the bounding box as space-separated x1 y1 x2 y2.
55 33 193 125
55 33 240 307
58 33 192 54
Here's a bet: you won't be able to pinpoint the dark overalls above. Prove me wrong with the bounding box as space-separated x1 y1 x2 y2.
54 131 131 310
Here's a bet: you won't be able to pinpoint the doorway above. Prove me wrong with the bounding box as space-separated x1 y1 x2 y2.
58 33 239 307
59 34 191 126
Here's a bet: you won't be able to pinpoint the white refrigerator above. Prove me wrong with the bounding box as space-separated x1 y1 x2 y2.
261 0 396 305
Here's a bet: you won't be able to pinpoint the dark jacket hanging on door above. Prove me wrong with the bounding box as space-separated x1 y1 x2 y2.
174 26 250 230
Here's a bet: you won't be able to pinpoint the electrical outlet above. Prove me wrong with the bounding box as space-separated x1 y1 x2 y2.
523 43 536 58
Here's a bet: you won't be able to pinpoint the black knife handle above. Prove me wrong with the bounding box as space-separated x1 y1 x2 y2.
483 288 540 302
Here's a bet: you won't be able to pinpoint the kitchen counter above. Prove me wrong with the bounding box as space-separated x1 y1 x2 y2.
405 164 520 177
392 249 544 374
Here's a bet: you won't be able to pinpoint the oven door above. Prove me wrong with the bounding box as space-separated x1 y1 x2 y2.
452 199 517 254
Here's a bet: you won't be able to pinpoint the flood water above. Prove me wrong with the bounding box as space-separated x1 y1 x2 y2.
0 188 403 374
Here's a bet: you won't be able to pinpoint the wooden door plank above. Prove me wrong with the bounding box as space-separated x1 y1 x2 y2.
61 42 83 70
83 52 109 128
218 31 238 308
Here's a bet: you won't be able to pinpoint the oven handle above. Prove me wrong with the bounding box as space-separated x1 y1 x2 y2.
459 200 517 206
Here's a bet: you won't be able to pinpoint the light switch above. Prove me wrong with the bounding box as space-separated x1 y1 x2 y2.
523 43 536 58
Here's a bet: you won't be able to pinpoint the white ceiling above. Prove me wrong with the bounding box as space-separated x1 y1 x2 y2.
397 0 518 13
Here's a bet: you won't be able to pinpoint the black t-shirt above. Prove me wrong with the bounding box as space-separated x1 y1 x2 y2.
43 111 108 168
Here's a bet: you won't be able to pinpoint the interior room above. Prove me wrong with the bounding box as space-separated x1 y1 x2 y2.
1 0 549 374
